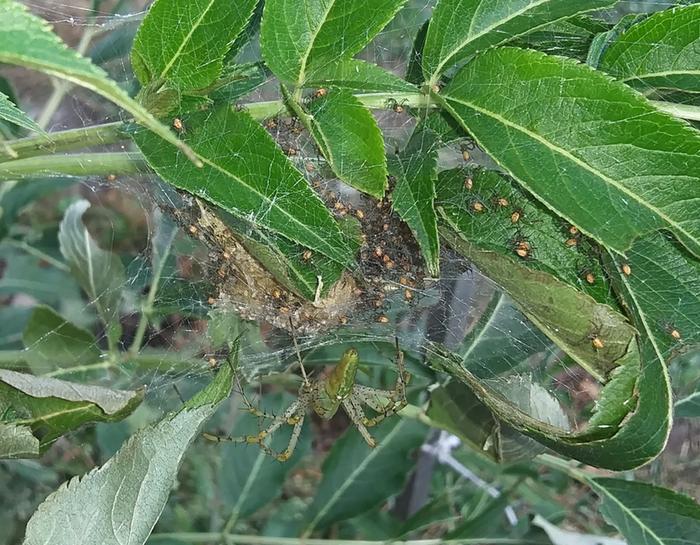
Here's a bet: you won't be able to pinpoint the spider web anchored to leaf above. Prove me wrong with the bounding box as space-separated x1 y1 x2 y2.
3 0 695 432
2 1 700 536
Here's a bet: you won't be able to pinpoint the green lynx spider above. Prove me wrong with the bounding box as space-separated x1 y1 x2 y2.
206 340 410 462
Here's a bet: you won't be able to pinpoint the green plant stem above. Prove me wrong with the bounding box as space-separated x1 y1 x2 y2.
127 236 173 357
3 96 699 165
4 122 127 161
3 92 432 162
4 95 696 181
0 152 149 180
398 403 441 428
149 535 535 545
535 452 591 482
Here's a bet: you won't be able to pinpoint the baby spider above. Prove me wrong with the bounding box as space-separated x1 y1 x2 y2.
386 98 409 114
205 338 410 462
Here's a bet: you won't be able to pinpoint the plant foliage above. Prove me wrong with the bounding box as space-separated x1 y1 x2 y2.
0 0 699 543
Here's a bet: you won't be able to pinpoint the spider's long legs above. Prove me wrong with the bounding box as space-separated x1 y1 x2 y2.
237 387 278 420
352 346 409 427
203 431 278 458
351 384 407 427
203 400 302 456
257 400 303 440
276 413 305 462
342 397 377 448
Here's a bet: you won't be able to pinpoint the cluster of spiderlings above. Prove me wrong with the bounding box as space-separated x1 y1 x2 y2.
459 172 539 261
564 224 580 248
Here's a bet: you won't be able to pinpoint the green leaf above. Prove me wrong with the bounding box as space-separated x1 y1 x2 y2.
606 232 699 361
422 0 616 84
509 15 611 61
394 495 456 539
261 0 408 86
446 493 513 539
131 0 258 91
438 224 636 380
438 191 671 456
303 418 427 534
440 47 700 258
406 20 429 85
22 305 101 374
676 390 700 418
0 369 142 456
0 76 25 138
21 353 235 545
0 423 39 459
586 13 641 69
0 177 75 241
58 200 125 346
436 167 615 307
0 248 81 307
0 91 42 135
390 126 440 276
427 381 498 456
440 290 562 381
429 336 671 470
303 88 388 198
0 306 32 350
590 478 700 545
0 0 199 165
207 62 268 104
599 4 700 94
176 62 270 115
306 59 416 93
495 375 570 431
433 379 571 465
227 1 264 61
134 106 355 267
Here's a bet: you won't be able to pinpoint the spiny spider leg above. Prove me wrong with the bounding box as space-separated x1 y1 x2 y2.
352 384 407 427
276 413 305 462
253 399 304 443
342 396 377 448
204 397 307 460
237 387 279 420
201 431 277 458
354 343 409 427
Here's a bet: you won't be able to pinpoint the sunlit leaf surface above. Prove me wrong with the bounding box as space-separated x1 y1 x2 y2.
599 4 700 94
132 0 258 91
422 0 615 83
591 478 700 545
134 107 356 266
0 369 142 456
261 0 407 86
440 47 700 257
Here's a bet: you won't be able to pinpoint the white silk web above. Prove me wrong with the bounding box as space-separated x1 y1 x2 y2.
2 0 697 505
